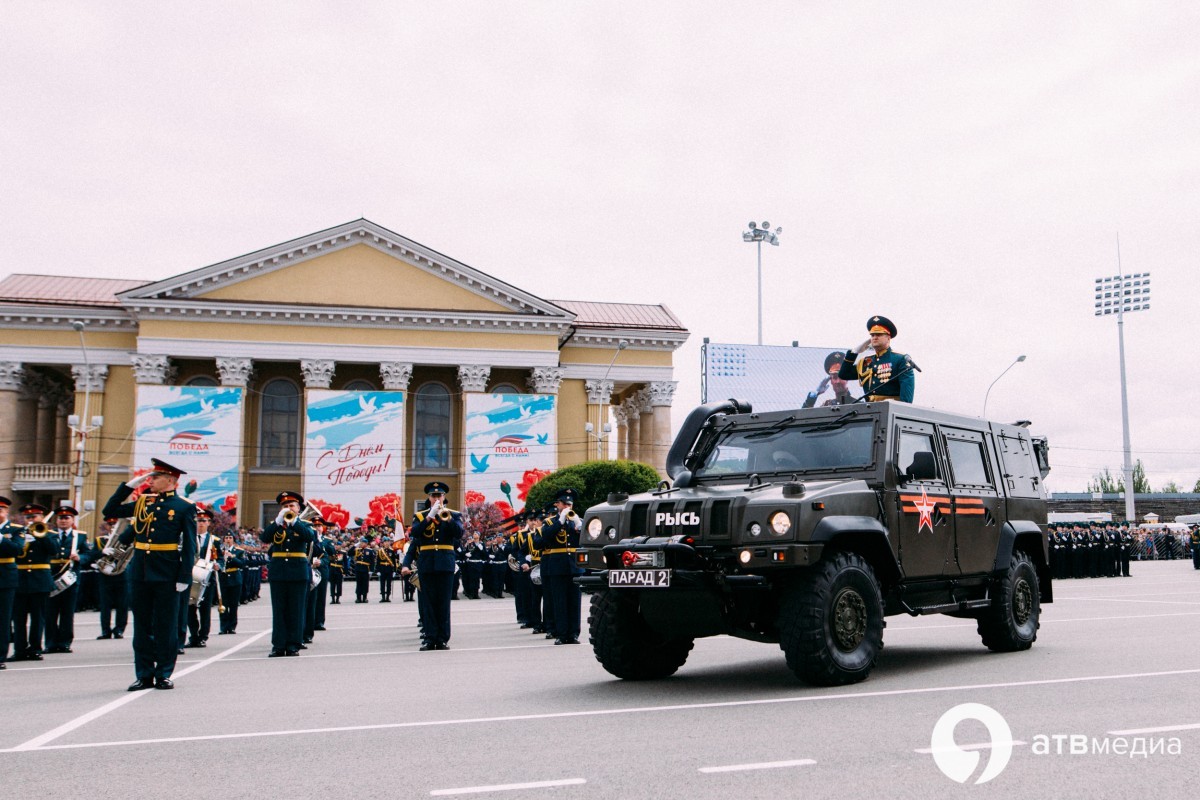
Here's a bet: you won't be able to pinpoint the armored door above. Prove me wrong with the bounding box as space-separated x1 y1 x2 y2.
891 420 959 579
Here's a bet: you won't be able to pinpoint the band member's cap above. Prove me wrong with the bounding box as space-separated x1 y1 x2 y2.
555 488 577 504
276 491 304 505
823 351 845 373
867 315 897 337
20 502 49 516
150 458 187 477
195 506 214 521
0 495 10 508
424 481 450 496
55 504 79 517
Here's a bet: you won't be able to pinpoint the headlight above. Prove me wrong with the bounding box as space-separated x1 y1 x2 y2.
587 518 603 540
748 522 763 537
606 527 618 541
770 512 791 536
739 549 752 564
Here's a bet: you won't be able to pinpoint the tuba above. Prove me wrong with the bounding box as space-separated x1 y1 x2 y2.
94 517 137 577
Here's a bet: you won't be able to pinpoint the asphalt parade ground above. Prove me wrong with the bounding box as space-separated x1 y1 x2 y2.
3 560 1199 799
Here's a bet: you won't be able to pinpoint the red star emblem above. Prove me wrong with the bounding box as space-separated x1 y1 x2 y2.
914 486 937 533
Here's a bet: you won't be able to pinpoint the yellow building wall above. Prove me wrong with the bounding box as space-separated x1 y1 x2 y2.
3 329 137 350
197 244 514 313
559 345 674 367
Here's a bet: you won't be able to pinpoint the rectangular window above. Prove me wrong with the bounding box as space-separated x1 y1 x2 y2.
945 437 991 487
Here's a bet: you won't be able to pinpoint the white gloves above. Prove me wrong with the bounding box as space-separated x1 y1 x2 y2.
126 476 145 489
275 511 287 526
102 546 116 556
559 509 570 524
176 582 188 592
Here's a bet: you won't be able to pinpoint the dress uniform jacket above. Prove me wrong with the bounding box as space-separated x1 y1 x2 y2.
260 521 316 581
0 524 22 589
104 485 198 584
16 532 57 593
402 510 462 573
838 347 915 402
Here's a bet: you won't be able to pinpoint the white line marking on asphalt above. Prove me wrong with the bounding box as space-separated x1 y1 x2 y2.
217 642 554 663
1107 722 1200 735
1062 597 1200 606
430 778 586 795
915 741 1027 754
699 759 816 773
6 665 1200 754
9 629 270 752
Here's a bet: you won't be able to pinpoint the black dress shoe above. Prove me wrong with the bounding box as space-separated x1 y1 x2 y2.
61 646 73 653
434 642 449 650
297 643 308 650
284 649 299 657
268 649 285 658
97 633 113 640
27 652 43 661
155 679 174 690
302 637 313 644
127 678 155 691
419 642 434 651
545 633 556 639
314 625 326 631
113 632 124 639
531 627 544 634
217 630 229 635
0 663 6 670
177 648 185 655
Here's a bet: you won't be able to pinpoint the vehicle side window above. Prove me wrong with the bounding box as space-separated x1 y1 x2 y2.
945 437 992 488
898 431 936 480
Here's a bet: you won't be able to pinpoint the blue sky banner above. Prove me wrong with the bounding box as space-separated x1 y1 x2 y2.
304 390 406 527
133 386 244 515
464 393 557 514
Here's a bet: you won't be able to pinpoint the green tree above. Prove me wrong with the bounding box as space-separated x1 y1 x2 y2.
1161 480 1182 493
1193 478 1200 493
1132 460 1150 493
524 459 662 515
1087 460 1150 494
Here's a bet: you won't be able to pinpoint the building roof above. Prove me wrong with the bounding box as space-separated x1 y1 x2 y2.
549 299 684 330
0 274 149 307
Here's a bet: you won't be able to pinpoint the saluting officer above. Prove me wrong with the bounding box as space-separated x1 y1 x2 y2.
803 351 858 408
102 459 198 690
11 503 57 661
0 496 25 670
45 504 94 654
534 489 584 645
838 315 916 403
260 491 315 658
401 482 462 651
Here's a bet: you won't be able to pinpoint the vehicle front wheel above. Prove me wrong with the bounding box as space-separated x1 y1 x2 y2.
588 590 694 680
977 550 1040 652
778 551 885 686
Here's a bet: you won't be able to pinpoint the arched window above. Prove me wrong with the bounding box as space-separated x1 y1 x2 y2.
259 378 300 467
185 375 218 388
344 379 375 392
413 382 451 469
491 383 520 395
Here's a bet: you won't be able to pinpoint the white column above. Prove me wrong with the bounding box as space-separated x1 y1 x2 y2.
647 381 678 475
612 405 629 461
380 362 414 392
527 367 564 395
301 360 336 389
0 362 23 492
131 354 174 385
637 389 655 469
623 396 641 463
216 357 254 387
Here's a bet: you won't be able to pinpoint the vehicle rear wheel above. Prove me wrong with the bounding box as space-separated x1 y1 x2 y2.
588 590 694 680
778 551 884 686
977 550 1040 652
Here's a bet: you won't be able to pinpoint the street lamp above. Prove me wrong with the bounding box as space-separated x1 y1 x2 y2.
742 220 781 345
1094 240 1151 522
68 320 103 512
584 421 612 460
982 355 1026 419
586 339 628 460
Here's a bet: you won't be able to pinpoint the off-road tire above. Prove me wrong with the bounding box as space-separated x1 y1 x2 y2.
588 590 694 680
977 550 1040 651
779 551 885 686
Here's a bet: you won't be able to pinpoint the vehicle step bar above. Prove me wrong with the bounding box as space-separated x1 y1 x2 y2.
899 597 991 616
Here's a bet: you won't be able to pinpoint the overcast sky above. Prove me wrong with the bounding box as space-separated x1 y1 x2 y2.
3 2 1197 495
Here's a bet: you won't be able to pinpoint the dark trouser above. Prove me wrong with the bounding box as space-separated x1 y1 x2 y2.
1121 549 1132 577
270 579 307 652
99 575 129 636
12 590 48 655
355 570 370 601
513 566 528 623
539 574 553 633
0 586 13 663
463 560 481 598
486 563 506 597
419 569 454 645
313 576 327 626
187 592 212 643
177 587 189 644
304 580 318 639
378 570 394 600
45 581 79 649
544 572 580 641
218 579 240 632
402 573 415 601
329 571 343 601
130 580 181 681
1193 547 1200 569
519 570 541 627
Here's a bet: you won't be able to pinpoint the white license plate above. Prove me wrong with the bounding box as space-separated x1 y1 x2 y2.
608 569 671 588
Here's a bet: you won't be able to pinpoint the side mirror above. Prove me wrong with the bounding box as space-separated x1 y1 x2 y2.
904 451 938 482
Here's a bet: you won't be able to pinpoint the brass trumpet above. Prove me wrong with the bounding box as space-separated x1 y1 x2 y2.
282 501 322 525
28 521 49 538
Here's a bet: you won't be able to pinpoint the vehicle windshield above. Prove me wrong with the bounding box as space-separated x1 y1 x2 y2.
692 420 875 478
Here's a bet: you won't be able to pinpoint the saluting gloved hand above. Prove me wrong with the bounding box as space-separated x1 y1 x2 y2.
175 582 188 592
126 475 146 489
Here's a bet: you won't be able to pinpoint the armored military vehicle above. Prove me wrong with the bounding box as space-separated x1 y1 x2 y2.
576 399 1052 686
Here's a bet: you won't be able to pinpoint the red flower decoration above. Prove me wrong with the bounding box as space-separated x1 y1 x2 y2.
363 492 404 527
464 490 486 506
219 493 238 514
516 468 551 501
494 500 514 519
310 498 351 529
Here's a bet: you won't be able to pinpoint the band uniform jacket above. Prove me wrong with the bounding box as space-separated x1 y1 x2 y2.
104 485 198 584
352 544 376 573
376 546 396 575
0 522 26 590
52 530 95 577
838 347 915 402
312 537 335 580
219 547 247 589
259 521 316 582
533 514 582 578
402 509 463 573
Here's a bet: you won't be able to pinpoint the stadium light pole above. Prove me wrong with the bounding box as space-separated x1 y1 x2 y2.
742 221 781 345
1094 242 1151 523
982 355 1026 419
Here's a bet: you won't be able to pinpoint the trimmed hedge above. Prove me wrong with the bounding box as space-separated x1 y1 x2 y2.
525 460 662 515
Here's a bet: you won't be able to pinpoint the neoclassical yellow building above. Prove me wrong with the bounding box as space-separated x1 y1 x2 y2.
0 219 688 527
